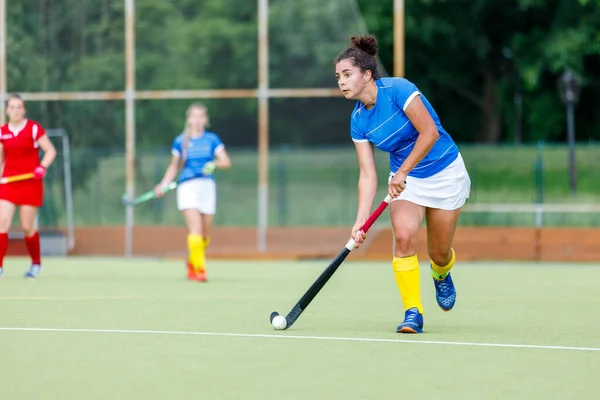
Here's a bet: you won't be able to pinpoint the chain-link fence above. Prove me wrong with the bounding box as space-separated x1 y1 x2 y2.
3 1 599 256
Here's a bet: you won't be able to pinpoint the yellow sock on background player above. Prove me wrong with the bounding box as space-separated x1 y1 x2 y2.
187 234 205 272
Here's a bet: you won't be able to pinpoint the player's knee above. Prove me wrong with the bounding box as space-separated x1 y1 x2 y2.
429 249 452 266
394 229 418 254
188 226 203 236
0 221 10 233
0 215 12 233
20 221 36 237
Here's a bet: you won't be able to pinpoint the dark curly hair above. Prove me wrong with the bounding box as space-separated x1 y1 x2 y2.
334 34 380 80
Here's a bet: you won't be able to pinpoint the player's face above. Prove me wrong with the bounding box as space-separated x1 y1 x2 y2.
187 107 208 131
6 98 26 123
335 59 367 100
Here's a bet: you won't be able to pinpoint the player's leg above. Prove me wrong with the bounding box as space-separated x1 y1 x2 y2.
176 180 205 280
0 200 17 277
200 213 213 251
390 199 427 333
426 207 462 311
182 208 205 280
201 213 213 250
19 205 42 278
189 213 214 282
192 178 217 281
199 178 216 250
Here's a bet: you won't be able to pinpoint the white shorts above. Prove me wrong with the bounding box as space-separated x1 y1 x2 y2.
389 153 471 210
176 178 217 215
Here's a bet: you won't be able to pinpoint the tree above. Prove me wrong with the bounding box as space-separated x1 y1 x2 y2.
6 0 600 148
358 0 600 143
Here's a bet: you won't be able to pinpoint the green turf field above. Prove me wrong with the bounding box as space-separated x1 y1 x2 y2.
1 257 599 399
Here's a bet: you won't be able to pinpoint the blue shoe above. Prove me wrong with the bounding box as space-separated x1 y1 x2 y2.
396 307 424 334
24 264 41 279
432 269 456 311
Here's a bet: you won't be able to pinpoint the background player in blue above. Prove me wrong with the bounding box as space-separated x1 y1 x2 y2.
335 35 471 333
155 103 231 282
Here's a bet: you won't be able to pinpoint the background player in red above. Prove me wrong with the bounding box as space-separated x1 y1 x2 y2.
0 94 56 278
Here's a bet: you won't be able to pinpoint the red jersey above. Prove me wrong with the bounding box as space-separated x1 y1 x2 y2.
0 119 46 177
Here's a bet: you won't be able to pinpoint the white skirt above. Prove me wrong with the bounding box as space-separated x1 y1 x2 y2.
388 153 471 210
176 178 217 214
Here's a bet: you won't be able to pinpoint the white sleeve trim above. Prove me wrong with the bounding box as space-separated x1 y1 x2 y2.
213 144 225 155
171 149 181 157
352 138 369 143
402 91 421 112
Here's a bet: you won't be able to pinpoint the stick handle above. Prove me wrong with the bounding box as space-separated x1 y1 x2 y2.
345 194 393 250
0 173 35 184
360 194 393 232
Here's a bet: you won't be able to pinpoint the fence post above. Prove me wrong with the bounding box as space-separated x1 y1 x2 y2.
534 141 544 261
276 146 289 226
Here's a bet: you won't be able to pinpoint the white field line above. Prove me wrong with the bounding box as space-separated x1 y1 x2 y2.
0 327 598 352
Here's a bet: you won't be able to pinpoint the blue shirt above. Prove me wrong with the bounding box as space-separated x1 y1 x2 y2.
171 131 224 182
350 77 458 178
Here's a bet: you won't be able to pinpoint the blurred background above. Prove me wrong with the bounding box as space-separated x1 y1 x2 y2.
1 0 599 259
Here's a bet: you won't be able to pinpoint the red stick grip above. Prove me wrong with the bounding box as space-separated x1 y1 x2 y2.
358 195 393 233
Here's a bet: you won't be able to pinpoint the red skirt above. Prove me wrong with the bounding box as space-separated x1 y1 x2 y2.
0 180 44 207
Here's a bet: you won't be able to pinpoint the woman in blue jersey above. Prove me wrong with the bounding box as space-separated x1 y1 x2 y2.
335 35 471 333
155 103 231 282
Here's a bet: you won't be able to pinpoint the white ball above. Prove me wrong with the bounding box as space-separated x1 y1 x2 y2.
271 315 287 330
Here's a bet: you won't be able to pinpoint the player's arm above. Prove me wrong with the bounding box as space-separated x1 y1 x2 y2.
0 142 4 176
398 96 439 174
352 140 377 244
202 145 231 175
37 135 57 169
388 96 439 197
213 147 231 170
154 154 180 197
158 154 180 187
31 135 56 179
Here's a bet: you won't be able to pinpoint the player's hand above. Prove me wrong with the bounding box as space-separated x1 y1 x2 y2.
388 172 407 198
202 161 216 176
33 165 46 180
154 183 168 197
351 220 367 249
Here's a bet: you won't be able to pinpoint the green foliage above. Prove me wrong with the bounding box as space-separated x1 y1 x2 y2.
5 0 600 155
358 0 600 143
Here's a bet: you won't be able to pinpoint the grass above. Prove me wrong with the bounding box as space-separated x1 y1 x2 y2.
39 144 600 227
1 257 599 399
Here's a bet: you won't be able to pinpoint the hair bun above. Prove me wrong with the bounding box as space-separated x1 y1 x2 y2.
350 35 378 57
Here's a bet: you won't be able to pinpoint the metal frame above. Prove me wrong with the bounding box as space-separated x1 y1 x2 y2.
0 0 406 256
46 129 75 252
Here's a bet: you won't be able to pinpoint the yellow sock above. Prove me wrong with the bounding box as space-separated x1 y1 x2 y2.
431 248 456 280
203 237 211 250
392 255 424 314
187 234 205 272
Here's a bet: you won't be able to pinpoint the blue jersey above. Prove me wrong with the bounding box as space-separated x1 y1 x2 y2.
350 77 458 178
171 131 224 182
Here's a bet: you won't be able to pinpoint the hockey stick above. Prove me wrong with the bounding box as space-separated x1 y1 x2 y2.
121 181 178 206
0 173 35 184
270 194 393 330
